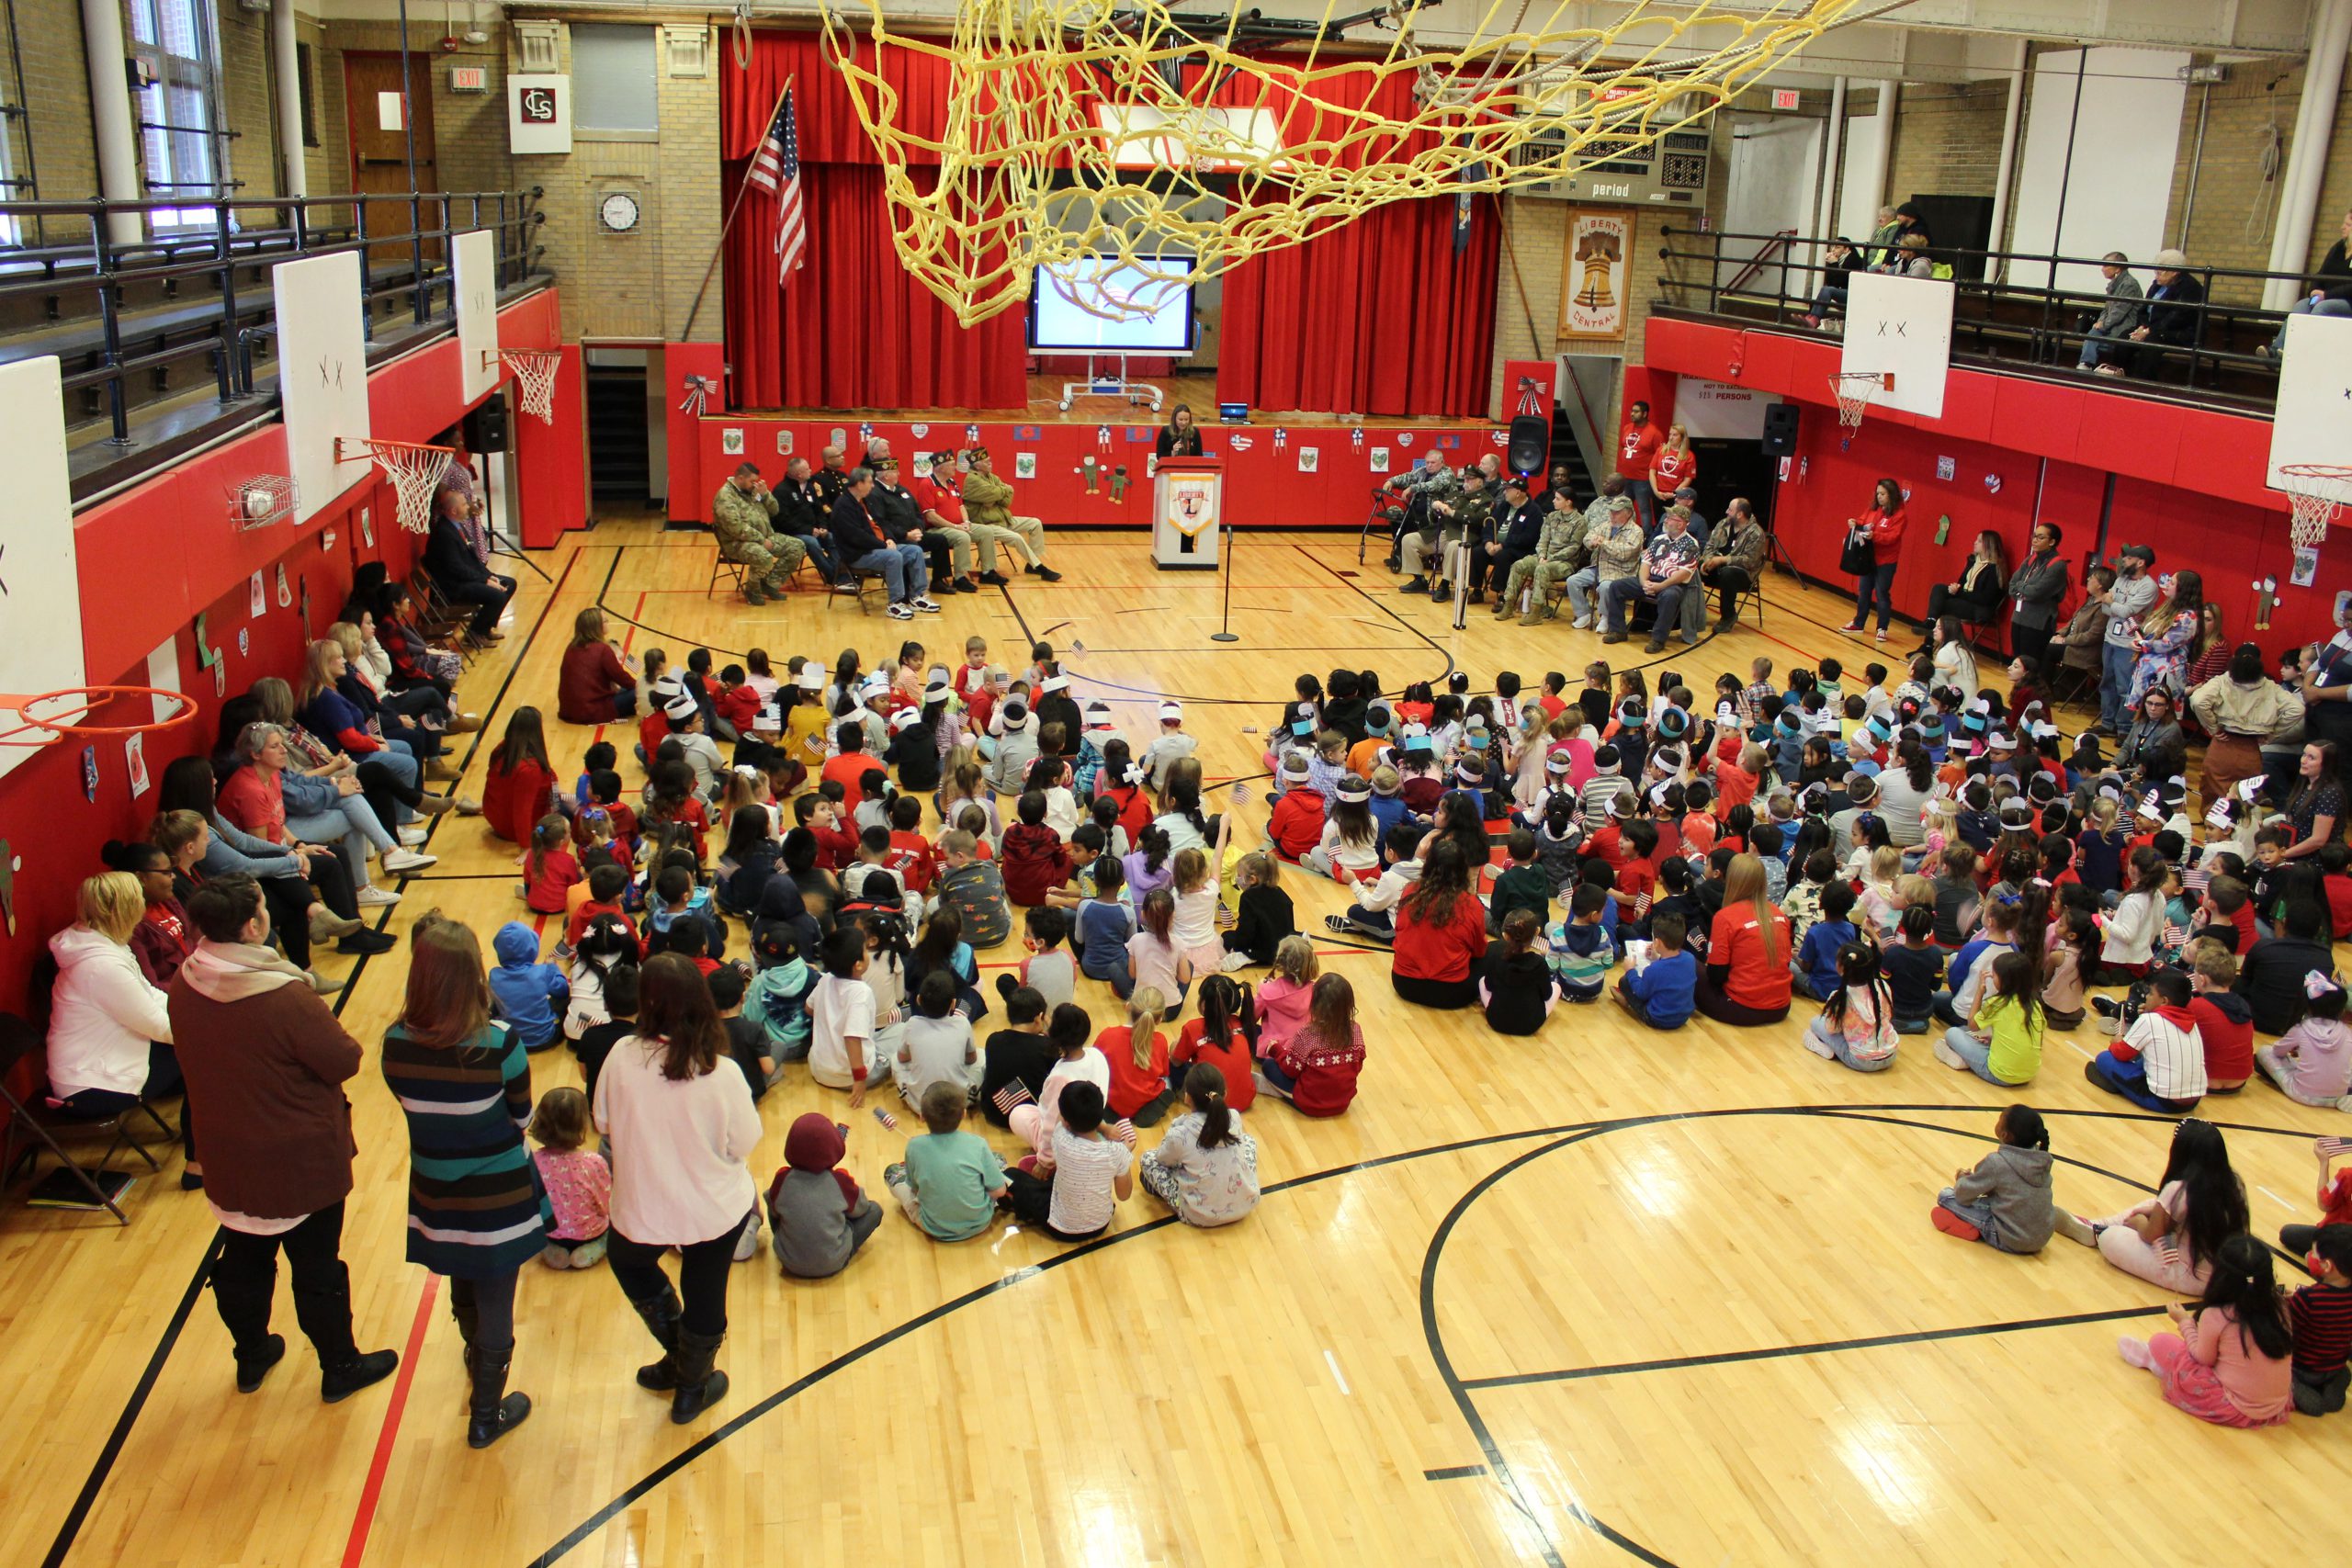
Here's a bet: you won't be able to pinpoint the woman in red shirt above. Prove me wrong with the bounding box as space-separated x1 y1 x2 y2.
1649 423 1697 498
1698 853 1793 1025
558 608 639 725
1840 476 1908 644
1391 840 1489 1009
482 706 558 845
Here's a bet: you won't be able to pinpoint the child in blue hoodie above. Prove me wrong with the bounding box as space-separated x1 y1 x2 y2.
1614 910 1696 1029
1793 881 1860 1001
745 922 818 1063
490 921 570 1052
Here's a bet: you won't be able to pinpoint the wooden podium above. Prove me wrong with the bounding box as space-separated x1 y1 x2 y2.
1151 457 1223 570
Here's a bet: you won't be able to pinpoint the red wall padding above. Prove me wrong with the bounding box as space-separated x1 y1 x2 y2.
675 414 1509 529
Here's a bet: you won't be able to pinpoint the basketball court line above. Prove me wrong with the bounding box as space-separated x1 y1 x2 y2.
341 1276 442 1568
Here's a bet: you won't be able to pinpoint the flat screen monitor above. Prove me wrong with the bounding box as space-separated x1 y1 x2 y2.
1028 257 1196 355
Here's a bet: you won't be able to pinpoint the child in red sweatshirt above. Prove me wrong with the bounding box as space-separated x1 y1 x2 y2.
713 664 763 739
564 863 640 951
524 817 584 915
883 795 938 895
999 790 1073 907
1264 752 1327 861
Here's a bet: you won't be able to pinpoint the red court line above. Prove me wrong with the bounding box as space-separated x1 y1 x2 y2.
340 1273 441 1568
590 590 650 748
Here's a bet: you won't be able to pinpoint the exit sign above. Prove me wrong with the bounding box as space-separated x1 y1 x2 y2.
449 65 487 93
1770 88 1801 109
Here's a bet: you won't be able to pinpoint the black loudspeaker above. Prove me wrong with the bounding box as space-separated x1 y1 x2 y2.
1761 401 1800 457
1506 413 1548 478
465 393 511 454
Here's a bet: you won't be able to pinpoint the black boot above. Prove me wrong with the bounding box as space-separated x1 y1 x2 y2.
465 1341 532 1450
321 1348 400 1404
628 1284 684 1391
669 1328 730 1425
235 1333 286 1394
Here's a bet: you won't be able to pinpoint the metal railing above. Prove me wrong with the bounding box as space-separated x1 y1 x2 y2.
0 187 546 446
1654 225 2328 406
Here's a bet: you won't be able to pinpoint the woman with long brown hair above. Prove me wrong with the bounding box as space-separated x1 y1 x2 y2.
379 918 547 1448
1390 840 1489 1009
2126 569 2203 709
1696 852 1792 1024
482 705 559 845
559 606 640 724
595 953 761 1424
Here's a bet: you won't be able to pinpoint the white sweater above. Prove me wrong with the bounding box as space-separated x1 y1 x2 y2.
593 1034 762 1245
45 926 172 1097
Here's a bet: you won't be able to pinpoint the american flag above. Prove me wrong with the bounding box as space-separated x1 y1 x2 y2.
746 90 807 284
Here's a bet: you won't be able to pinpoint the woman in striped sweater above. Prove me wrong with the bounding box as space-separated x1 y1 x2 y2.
380 918 550 1450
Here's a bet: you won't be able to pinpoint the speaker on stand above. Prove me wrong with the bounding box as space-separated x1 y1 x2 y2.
1506 376 1549 479
1758 401 1801 581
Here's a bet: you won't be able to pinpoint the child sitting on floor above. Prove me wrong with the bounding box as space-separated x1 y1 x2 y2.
1254 936 1318 1060
1803 940 1897 1073
1935 950 2042 1087
884 1082 1010 1243
2255 971 2352 1108
529 1087 611 1269
2117 1233 2294 1427
1227 852 1296 971
765 1112 885 1280
1257 974 1365 1116
1930 1103 2059 1254
1137 1064 1261 1228
1478 908 1555 1036
1613 910 1696 1031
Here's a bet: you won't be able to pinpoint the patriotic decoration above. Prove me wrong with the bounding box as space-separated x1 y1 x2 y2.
744 89 808 284
1229 434 1253 452
677 374 716 416
1272 426 1287 450
1097 424 1112 448
1351 427 1364 450
965 423 980 442
990 1081 1035 1117
859 421 874 441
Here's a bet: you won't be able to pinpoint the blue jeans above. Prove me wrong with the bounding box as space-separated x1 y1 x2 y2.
2272 295 2352 353
1940 1025 2022 1086
2077 326 2130 369
1852 562 1896 631
2099 641 2137 731
1562 567 1605 624
853 545 927 604
1805 1015 1894 1071
1623 479 1657 535
2086 1048 2199 1112
799 534 839 581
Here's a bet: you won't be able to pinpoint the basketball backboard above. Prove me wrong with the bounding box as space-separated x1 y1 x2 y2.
272 251 371 526
1840 272 1953 420
453 229 500 404
0 355 86 781
2266 310 2352 488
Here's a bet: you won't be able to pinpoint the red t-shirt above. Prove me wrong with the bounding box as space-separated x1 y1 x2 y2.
216 766 288 844
1714 760 1759 815
916 477 967 527
822 750 882 797
1651 446 1696 493
1097 1024 1170 1120
483 755 556 845
564 898 639 952
526 848 583 915
885 829 936 894
1710 903 1794 1012
1860 504 1907 564
1619 420 1661 475
2321 1168 2352 1230
1394 892 1489 982
1171 1018 1256 1111
2326 873 2352 940
558 641 634 725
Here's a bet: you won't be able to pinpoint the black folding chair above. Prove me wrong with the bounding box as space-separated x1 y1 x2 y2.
0 1013 173 1224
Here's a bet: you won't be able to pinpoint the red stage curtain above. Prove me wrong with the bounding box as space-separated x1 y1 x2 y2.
721 161 1027 412
1217 197 1498 418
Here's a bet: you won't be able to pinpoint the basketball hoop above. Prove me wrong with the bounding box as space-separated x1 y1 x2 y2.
229 474 298 530
501 349 561 424
1828 371 1892 452
338 436 454 533
0 685 198 748
2278 463 2352 552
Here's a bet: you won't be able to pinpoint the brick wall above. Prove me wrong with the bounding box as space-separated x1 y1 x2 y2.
12 0 96 245
1883 81 2009 204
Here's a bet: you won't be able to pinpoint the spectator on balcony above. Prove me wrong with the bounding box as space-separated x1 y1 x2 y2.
2128 250 2206 377
1919 531 2009 652
2006 523 2070 676
1801 237 1866 328
2265 210 2352 357
2078 253 2147 376
1875 232 1936 280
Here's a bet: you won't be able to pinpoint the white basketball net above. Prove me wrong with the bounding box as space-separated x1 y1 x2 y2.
502 350 561 423
350 440 455 534
2280 465 2352 552
1829 371 1882 434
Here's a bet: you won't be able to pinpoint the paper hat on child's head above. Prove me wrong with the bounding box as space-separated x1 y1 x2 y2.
1159 701 1183 721
923 676 952 703
1335 774 1372 801
1454 760 1487 784
1083 699 1113 728
1280 750 1312 780
1654 705 1689 739
1847 772 1879 800
1365 701 1393 735
889 707 922 734
1997 798 2036 830
1403 726 1433 754
1041 673 1070 693
1986 731 2014 751
664 692 698 722
1544 750 1572 773
796 664 825 690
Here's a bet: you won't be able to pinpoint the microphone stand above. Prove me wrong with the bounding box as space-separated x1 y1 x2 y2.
1211 524 1239 642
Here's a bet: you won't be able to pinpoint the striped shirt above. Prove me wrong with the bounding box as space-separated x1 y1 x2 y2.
380 1022 549 1278
2289 1281 2352 1378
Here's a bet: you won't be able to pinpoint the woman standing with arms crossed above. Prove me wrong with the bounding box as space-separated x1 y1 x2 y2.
1840 478 1908 644
596 953 762 1424
380 919 548 1448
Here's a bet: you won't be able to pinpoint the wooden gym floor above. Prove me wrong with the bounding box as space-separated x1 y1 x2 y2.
6 523 2348 1568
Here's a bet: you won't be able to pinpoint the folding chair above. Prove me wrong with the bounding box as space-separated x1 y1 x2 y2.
707 551 749 600
826 566 888 615
0 1013 171 1224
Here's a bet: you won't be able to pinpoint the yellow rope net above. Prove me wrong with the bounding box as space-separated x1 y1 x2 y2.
818 0 1860 325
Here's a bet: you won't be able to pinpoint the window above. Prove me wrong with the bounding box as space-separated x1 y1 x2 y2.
296 40 319 149
571 24 658 135
126 0 230 229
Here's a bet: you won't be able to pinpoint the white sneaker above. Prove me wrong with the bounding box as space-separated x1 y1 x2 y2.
1930 1037 1966 1070
398 826 427 846
356 886 402 907
380 848 437 874
911 596 942 614
1801 1032 1837 1060
1570 615 1593 630
886 603 914 620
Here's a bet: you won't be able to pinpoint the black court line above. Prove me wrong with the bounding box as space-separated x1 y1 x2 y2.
523 1100 2338 1566
33 542 584 1568
1458 1305 2164 1392
1423 1464 1489 1482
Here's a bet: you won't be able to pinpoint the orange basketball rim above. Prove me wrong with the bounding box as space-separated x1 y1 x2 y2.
0 685 199 746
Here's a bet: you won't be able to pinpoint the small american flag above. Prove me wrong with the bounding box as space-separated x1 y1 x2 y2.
990 1080 1035 1116
745 90 807 285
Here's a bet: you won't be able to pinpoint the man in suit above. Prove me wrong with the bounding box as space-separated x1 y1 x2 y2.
775 456 839 582
424 488 516 638
829 467 934 622
1472 478 1545 610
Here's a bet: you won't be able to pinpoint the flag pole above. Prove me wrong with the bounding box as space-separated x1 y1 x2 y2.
678 73 795 345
